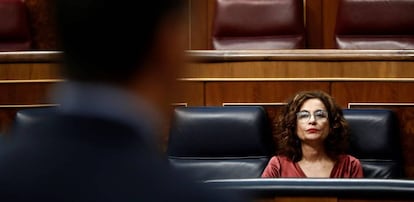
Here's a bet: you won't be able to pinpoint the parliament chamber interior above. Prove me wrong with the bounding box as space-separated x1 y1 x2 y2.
1 0 414 201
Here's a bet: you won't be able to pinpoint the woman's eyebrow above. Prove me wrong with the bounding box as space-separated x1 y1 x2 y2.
299 109 325 112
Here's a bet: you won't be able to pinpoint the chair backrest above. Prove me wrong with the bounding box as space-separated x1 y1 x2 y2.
343 109 403 178
167 106 274 181
335 0 414 49
212 0 305 50
0 0 31 51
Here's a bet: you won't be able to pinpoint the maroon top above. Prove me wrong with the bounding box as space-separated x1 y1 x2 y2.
262 155 364 178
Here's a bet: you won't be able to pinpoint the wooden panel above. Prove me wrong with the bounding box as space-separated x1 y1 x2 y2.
0 82 57 105
0 63 61 80
3 50 413 81
322 0 339 48
189 0 209 49
0 52 62 80
185 50 414 80
172 81 204 106
184 0 191 50
332 82 414 178
331 82 414 106
205 82 330 105
207 0 216 50
184 61 414 80
306 0 323 48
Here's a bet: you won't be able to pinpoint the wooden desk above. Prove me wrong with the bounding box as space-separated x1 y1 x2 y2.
1 50 414 179
184 49 414 80
206 179 414 202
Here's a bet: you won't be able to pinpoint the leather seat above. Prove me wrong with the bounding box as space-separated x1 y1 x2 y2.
335 0 414 49
13 107 57 130
167 106 274 181
343 109 403 178
0 0 31 51
212 0 305 50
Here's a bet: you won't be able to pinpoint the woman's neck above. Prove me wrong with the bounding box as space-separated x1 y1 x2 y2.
300 142 329 162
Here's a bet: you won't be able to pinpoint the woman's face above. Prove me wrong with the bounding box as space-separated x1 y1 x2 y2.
296 98 330 144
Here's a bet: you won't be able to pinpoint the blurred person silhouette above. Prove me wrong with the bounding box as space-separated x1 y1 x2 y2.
0 0 247 201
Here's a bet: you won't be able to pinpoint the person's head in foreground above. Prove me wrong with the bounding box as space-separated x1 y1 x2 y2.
0 1 245 202
262 91 364 178
52 0 190 145
56 0 187 113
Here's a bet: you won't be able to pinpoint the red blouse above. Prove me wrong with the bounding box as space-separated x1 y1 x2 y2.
262 155 364 178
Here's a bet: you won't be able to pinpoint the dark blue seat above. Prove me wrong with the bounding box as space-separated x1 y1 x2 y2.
167 106 274 181
13 107 58 129
343 109 403 178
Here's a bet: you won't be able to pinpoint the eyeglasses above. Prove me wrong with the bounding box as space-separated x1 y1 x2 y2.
296 110 328 123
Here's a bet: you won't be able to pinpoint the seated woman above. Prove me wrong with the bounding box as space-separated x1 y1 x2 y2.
262 91 363 178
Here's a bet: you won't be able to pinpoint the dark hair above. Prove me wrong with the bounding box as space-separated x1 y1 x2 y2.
275 91 349 162
55 0 185 84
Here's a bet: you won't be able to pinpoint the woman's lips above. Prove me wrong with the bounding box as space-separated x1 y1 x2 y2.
306 129 320 133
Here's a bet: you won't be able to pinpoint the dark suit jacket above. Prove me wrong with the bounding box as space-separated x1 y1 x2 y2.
0 114 244 202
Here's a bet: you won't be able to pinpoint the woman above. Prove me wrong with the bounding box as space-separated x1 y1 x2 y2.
262 91 363 178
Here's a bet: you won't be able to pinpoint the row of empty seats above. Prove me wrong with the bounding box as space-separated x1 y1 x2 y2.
213 0 414 49
15 106 404 181
1 0 413 51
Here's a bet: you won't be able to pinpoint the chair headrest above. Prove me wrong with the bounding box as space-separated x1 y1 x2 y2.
336 0 414 35
213 0 304 37
0 0 31 51
0 0 30 39
168 106 274 157
343 109 401 160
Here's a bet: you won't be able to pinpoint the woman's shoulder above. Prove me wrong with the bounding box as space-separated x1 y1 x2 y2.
338 154 362 164
337 154 364 177
269 155 294 164
262 155 297 178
